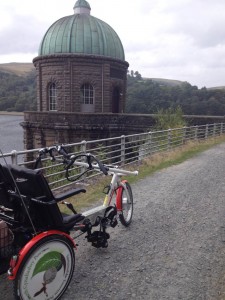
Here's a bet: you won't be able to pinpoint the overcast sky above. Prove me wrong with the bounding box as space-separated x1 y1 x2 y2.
0 0 225 88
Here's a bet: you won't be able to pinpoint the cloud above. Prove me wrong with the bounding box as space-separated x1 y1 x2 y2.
0 0 72 56
162 1 225 48
0 14 46 55
119 0 225 87
1 0 225 87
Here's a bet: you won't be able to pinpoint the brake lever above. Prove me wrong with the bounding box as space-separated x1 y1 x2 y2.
38 148 48 156
48 148 56 161
57 145 70 159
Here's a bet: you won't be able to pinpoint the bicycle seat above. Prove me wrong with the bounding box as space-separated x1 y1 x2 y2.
62 213 85 230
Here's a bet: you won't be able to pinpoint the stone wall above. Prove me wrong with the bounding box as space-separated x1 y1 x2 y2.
21 111 225 150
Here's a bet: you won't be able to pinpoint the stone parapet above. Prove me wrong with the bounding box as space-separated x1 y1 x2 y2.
21 112 225 150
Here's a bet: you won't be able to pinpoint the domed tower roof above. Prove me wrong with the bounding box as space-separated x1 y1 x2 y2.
38 0 125 61
73 0 91 12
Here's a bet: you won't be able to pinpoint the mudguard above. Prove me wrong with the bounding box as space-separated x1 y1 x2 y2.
8 230 76 280
116 180 128 211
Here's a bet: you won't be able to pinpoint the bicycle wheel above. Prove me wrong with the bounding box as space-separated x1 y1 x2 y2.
118 182 133 227
13 234 75 300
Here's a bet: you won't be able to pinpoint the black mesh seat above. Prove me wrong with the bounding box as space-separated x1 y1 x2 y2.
0 164 85 232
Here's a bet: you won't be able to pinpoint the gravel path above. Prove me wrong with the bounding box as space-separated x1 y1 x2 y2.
1 143 225 299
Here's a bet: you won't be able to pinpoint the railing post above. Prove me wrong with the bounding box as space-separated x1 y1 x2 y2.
81 140 87 174
121 135 125 165
213 123 216 137
168 129 171 150
220 123 223 135
194 125 198 141
182 126 187 145
205 124 209 139
148 131 152 155
81 140 87 153
11 150 18 165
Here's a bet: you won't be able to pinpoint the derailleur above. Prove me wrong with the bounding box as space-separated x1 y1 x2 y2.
85 206 118 248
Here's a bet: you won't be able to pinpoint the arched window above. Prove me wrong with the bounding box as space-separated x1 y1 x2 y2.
49 83 57 111
80 83 94 112
81 83 94 104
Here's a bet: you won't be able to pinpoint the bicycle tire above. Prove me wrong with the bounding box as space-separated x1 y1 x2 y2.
13 234 75 300
118 182 133 227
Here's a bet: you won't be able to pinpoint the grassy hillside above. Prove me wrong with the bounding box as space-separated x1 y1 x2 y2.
0 63 184 86
1 63 224 90
0 63 34 76
149 78 184 87
207 86 225 90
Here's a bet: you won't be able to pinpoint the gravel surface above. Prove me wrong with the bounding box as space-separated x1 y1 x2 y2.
1 143 225 299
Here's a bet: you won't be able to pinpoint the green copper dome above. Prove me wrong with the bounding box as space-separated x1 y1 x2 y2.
38 0 125 61
73 0 91 10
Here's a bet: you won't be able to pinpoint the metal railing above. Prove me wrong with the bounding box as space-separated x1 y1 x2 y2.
1 123 225 192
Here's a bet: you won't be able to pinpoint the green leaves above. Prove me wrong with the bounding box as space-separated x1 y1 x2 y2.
32 251 66 277
154 106 186 130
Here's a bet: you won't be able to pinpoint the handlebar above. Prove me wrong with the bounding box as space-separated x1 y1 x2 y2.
35 145 138 181
67 153 109 175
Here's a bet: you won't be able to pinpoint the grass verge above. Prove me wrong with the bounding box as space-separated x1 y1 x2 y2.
136 136 225 180
60 135 225 213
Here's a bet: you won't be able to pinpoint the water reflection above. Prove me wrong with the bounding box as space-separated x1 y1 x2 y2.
0 115 24 153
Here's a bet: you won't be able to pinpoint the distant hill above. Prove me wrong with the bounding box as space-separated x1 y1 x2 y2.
0 63 222 89
148 78 184 87
0 62 34 76
0 63 190 88
207 86 225 90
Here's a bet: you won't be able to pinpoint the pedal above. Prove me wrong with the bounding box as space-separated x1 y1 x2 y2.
86 231 110 248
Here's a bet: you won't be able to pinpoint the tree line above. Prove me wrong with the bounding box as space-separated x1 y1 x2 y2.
0 70 36 112
0 69 225 116
126 71 225 116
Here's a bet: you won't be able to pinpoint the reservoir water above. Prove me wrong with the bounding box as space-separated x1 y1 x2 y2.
0 114 24 153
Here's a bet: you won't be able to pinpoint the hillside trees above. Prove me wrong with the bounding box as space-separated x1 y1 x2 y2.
0 70 36 111
126 73 225 116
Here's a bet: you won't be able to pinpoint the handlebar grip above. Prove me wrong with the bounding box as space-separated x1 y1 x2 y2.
57 145 70 159
98 161 108 175
90 154 108 175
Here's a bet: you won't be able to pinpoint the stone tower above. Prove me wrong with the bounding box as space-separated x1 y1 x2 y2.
22 0 132 149
34 0 128 114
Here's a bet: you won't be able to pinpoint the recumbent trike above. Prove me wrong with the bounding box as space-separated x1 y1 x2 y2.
0 145 138 299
